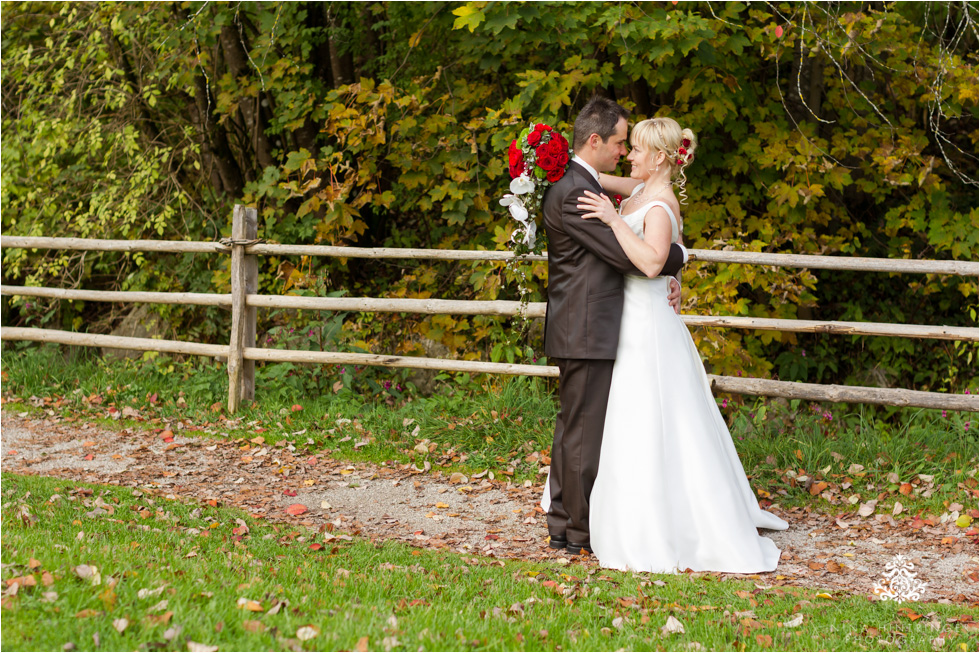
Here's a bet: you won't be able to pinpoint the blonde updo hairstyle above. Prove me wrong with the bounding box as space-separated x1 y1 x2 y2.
630 117 698 204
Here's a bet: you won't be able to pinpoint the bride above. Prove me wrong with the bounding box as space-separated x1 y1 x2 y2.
557 117 788 573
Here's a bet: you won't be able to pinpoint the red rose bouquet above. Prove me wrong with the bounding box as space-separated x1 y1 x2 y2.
500 122 571 252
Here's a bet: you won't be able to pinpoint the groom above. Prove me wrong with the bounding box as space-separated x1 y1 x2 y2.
542 96 686 554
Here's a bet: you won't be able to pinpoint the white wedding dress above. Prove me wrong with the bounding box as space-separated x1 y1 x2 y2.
542 185 788 573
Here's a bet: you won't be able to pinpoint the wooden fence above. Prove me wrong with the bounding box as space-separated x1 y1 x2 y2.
2 205 978 413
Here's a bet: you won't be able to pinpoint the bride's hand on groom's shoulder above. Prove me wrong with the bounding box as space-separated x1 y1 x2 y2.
577 190 619 226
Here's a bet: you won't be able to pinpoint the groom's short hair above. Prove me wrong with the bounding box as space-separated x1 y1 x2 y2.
573 97 630 150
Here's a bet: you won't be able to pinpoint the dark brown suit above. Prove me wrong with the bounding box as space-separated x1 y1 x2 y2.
542 160 684 544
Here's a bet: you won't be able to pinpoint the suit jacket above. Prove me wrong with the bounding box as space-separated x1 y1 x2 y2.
542 161 685 360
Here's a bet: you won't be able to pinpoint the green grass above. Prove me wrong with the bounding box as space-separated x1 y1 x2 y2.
2 473 977 652
3 343 977 523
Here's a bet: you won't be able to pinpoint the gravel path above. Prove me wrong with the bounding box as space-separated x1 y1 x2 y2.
2 413 976 603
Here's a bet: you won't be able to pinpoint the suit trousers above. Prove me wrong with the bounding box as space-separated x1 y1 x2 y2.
547 357 615 544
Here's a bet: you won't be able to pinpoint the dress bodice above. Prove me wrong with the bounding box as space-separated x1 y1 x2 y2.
620 183 680 243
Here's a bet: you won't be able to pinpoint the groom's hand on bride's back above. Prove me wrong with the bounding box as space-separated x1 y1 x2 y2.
668 278 681 315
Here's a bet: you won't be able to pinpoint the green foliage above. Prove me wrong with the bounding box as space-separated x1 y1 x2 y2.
2 1 976 393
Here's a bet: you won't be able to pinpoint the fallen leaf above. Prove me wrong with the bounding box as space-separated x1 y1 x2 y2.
285 504 308 516
782 614 804 627
73 565 101 585
112 618 129 633
661 615 685 634
809 481 828 495
756 634 773 647
27 558 41 569
187 643 219 652
858 500 878 517
355 636 369 651
75 609 101 618
6 575 36 588
236 598 263 612
899 483 913 495
297 625 319 641
138 586 166 599
242 620 265 633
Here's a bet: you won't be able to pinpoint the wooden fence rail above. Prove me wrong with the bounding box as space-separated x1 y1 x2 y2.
2 205 978 414
2 326 975 413
3 235 978 275
3 285 976 342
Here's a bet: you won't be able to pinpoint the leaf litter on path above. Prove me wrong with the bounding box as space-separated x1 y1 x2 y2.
1 413 976 603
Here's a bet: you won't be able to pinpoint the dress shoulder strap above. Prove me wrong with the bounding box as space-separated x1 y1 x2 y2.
646 200 680 243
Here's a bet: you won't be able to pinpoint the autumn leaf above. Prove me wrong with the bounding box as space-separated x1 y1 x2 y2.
237 598 263 612
756 634 773 647
285 504 308 516
782 614 804 627
297 625 320 641
355 636 370 651
143 611 174 626
6 575 36 588
661 615 685 635
899 482 913 495
858 499 877 517
242 620 265 633
898 607 922 621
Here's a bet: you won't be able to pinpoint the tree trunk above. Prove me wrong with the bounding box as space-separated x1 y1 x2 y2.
218 24 275 170
629 80 652 117
191 76 245 197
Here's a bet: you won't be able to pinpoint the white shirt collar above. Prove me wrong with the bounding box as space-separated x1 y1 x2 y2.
571 155 599 182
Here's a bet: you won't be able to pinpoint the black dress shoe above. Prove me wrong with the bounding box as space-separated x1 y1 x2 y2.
566 541 593 555
548 535 568 550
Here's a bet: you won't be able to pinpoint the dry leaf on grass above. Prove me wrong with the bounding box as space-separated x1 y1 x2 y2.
297 626 320 641
661 615 685 635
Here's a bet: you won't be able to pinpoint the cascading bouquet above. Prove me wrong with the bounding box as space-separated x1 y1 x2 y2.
498 122 572 346
499 122 571 255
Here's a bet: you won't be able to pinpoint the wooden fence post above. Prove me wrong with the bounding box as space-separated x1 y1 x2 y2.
228 204 258 413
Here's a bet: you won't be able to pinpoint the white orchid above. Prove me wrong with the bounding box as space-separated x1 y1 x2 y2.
499 193 528 221
507 201 529 224
509 174 535 196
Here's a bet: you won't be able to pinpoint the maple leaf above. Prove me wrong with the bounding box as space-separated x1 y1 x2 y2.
285 504 308 516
